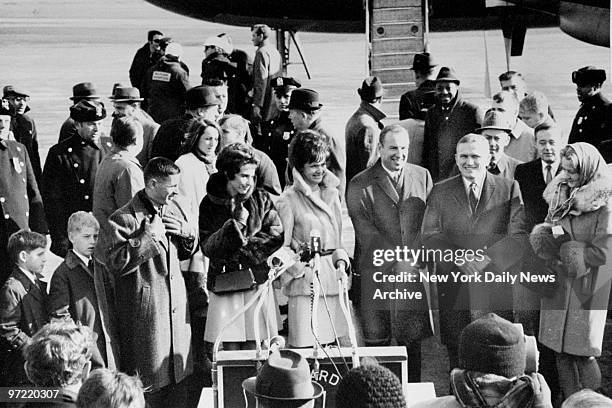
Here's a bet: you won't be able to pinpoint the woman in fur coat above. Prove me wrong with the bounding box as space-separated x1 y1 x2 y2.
199 142 283 350
530 142 612 398
276 130 350 347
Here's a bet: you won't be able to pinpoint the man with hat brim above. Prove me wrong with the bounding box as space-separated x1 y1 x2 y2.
42 100 111 257
110 86 160 166
477 109 523 179
422 67 482 182
200 33 237 85
129 30 165 96
413 313 552 408
262 76 301 188
59 82 101 143
151 85 221 162
568 66 612 162
141 41 190 124
287 88 346 197
3 85 43 186
345 76 386 187
399 52 438 121
0 109 47 286
242 350 323 408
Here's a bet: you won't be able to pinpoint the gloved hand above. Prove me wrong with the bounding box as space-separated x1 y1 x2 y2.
233 202 249 226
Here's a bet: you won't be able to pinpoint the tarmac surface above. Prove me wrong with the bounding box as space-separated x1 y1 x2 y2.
1 0 611 400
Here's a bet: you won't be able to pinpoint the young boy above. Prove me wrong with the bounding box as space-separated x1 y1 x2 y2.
0 229 49 386
48 211 119 371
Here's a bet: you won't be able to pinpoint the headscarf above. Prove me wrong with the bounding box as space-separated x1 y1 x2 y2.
546 142 611 220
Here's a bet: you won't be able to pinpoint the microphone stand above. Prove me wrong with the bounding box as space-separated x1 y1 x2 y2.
310 251 321 377
337 262 360 368
211 263 291 408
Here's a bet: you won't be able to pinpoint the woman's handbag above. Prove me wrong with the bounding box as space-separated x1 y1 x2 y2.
210 266 257 294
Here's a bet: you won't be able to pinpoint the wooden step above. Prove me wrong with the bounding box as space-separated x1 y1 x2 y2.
372 37 423 53
372 7 423 23
373 21 424 39
382 82 414 99
371 67 415 84
373 0 421 8
370 52 416 70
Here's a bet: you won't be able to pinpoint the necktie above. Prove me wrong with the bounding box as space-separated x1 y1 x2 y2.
87 259 94 273
545 165 553 184
35 276 47 294
468 182 478 214
488 160 500 175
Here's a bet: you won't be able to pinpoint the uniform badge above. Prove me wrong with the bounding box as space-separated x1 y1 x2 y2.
12 157 22 174
152 71 171 82
577 117 583 124
283 132 291 141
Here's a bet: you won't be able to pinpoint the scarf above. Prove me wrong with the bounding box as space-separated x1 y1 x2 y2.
450 369 538 408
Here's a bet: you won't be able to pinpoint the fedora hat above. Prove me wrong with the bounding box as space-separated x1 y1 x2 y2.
186 85 221 110
435 67 460 85
3 85 29 98
357 76 383 100
288 88 323 111
478 109 513 133
242 350 323 401
109 86 144 102
410 52 437 71
70 82 100 101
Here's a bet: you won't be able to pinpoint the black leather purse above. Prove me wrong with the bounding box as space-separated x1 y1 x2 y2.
210 266 257 295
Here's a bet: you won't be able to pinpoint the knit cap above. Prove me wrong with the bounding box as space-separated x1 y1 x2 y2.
459 313 526 378
336 364 407 408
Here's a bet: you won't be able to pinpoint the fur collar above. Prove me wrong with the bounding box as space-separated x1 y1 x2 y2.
291 167 339 197
543 170 612 215
206 171 254 206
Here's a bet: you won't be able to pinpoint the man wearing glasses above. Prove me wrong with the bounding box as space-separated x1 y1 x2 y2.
2 86 42 185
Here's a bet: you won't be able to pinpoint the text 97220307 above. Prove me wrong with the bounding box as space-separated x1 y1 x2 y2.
0 388 62 402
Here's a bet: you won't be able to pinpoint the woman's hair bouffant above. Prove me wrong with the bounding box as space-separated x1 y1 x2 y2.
287 130 330 172
216 142 259 180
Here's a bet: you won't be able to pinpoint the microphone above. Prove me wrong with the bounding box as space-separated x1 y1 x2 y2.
310 229 321 255
332 248 350 271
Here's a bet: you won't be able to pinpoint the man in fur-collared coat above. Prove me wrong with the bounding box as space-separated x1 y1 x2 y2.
107 158 198 408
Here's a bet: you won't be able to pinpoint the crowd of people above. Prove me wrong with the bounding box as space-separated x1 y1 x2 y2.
0 23 611 407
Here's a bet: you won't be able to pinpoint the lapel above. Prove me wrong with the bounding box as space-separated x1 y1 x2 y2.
64 250 94 279
373 161 400 204
450 176 471 214
476 173 497 216
12 267 44 302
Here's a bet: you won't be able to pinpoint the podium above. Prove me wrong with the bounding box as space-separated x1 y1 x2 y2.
213 346 408 408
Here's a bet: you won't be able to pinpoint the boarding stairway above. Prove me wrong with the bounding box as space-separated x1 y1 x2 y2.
369 0 426 119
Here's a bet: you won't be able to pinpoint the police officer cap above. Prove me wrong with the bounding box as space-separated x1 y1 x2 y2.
358 76 383 100
288 88 322 111
186 85 221 110
70 100 107 122
572 66 606 86
435 67 460 85
271 76 301 92
3 85 29 98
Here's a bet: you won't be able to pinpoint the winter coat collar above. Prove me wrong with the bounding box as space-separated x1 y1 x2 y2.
206 171 254 206
543 170 612 216
358 101 387 122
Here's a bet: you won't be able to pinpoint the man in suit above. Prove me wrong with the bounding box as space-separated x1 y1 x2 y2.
347 124 433 382
513 123 563 400
568 66 612 161
477 109 523 179
421 133 528 370
345 76 386 186
423 67 481 182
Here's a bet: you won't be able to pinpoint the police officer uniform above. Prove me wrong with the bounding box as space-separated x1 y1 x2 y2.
568 67 612 162
262 76 300 188
0 127 47 285
41 100 110 257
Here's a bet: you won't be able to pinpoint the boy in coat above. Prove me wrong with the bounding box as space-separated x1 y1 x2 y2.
48 211 120 371
0 230 48 386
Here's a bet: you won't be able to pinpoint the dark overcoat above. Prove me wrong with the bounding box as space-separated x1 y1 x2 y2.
421 173 528 347
568 92 612 162
0 268 48 386
48 251 120 370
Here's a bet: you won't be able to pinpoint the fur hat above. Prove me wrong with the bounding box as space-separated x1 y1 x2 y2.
336 364 407 408
459 313 526 378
